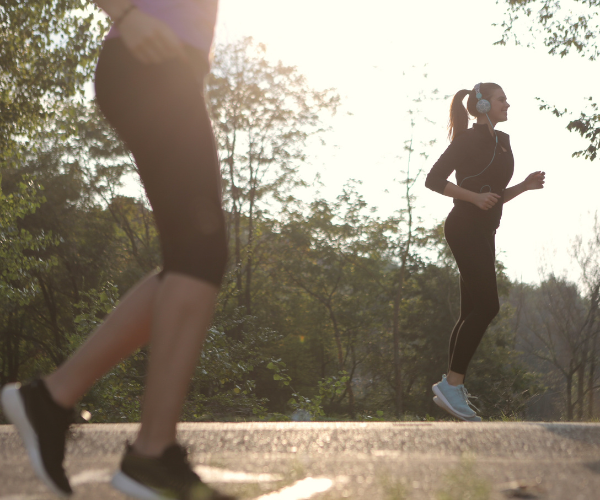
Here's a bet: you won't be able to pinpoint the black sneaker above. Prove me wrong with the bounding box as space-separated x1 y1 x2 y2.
1 379 75 496
111 443 236 500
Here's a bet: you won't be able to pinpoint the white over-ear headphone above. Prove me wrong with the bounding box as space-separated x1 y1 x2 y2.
474 82 491 114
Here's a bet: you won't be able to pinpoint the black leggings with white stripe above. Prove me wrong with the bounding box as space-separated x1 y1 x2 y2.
444 209 500 375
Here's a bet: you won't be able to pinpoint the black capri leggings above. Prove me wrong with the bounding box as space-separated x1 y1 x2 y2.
444 209 500 375
94 39 227 287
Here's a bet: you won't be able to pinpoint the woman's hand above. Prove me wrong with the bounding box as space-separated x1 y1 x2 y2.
472 192 501 210
118 8 187 64
523 171 546 191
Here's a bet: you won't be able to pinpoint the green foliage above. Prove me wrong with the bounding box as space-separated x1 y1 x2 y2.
495 0 599 61
1 1 106 160
73 283 119 337
538 97 599 162
182 319 278 422
0 174 59 305
267 359 292 386
207 37 340 318
0 5 558 423
80 358 145 423
566 99 600 161
287 372 349 419
495 0 600 161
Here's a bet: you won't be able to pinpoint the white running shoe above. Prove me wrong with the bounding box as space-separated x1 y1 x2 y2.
433 396 482 422
432 375 480 420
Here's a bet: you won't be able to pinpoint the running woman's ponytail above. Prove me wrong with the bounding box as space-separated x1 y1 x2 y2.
447 89 471 142
447 83 503 142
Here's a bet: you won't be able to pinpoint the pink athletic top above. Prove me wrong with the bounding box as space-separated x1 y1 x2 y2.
106 0 218 61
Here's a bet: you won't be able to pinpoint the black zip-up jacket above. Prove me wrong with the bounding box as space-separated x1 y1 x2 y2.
425 123 514 229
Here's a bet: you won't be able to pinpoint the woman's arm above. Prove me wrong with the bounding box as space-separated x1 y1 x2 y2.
425 135 467 195
95 0 186 64
504 171 545 203
441 182 501 211
426 137 501 211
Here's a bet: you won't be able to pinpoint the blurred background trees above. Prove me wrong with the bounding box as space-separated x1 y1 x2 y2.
1 3 598 424
496 0 599 161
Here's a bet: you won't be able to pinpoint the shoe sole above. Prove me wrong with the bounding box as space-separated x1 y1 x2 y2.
431 383 475 419
1 384 71 497
112 471 169 500
433 396 481 422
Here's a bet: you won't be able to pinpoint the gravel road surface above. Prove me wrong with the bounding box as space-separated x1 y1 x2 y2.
1 422 599 499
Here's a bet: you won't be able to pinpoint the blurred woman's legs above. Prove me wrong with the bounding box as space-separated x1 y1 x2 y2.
45 273 160 408
2 37 230 499
44 272 218 459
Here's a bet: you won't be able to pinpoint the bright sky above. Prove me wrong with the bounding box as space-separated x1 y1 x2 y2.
211 0 600 285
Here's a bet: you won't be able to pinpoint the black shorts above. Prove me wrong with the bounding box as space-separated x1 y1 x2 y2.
94 39 228 286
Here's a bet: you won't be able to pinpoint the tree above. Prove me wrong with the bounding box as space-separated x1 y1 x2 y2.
273 188 391 416
386 71 447 417
515 275 597 420
206 37 339 314
510 216 600 420
0 173 58 384
1 2 550 421
572 214 600 418
388 122 429 418
1 1 106 160
0 97 280 422
495 0 600 161
0 132 122 371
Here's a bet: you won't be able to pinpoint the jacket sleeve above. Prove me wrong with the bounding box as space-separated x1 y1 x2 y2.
425 136 466 195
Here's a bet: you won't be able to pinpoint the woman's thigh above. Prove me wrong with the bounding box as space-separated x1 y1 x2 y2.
445 214 498 308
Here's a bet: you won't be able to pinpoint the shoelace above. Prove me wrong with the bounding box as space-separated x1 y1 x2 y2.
461 387 480 413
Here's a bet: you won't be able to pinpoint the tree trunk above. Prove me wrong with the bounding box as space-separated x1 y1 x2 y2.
588 351 595 420
2 313 19 384
348 344 357 418
328 305 344 370
577 358 585 421
587 289 599 420
327 303 354 415
233 205 242 305
392 292 402 418
391 133 416 419
244 186 255 315
566 370 574 421
4 313 23 384
37 277 64 365
226 145 243 308
392 212 413 418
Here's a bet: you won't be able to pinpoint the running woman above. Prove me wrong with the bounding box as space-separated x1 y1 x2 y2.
425 83 545 422
1 1 234 499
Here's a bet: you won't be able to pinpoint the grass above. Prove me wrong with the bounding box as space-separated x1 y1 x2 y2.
435 457 492 500
379 473 409 500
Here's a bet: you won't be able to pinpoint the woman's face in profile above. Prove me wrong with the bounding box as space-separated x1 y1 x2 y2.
487 88 510 123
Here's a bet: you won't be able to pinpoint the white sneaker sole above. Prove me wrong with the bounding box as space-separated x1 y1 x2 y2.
431 383 475 419
433 396 481 422
112 471 168 500
1 383 71 497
